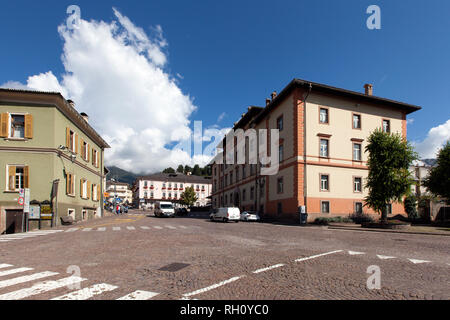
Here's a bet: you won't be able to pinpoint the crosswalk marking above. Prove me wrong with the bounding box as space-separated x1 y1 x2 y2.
140 226 150 230
0 267 33 277
165 226 176 229
0 276 87 300
0 264 13 269
117 290 159 300
348 251 365 256
153 226 163 229
65 228 79 232
0 240 10 242
377 255 396 260
0 271 59 289
408 259 431 264
113 227 121 231
126 226 136 230
51 283 118 300
97 228 106 231
82 228 92 232
179 226 187 229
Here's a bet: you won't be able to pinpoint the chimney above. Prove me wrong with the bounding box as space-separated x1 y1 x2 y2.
271 91 277 100
80 112 89 123
67 99 75 109
265 98 271 106
364 84 373 96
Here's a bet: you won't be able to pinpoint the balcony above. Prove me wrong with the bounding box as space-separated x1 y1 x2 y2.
150 186 154 189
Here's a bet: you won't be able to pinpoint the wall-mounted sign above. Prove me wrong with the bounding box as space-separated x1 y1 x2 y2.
24 189 30 213
40 204 53 220
29 205 41 219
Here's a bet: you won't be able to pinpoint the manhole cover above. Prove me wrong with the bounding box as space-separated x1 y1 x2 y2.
158 263 190 272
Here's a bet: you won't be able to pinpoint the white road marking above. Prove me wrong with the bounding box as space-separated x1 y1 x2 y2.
182 276 243 298
153 226 163 230
408 259 431 264
0 276 87 300
0 264 13 269
0 240 10 242
253 264 285 274
295 250 343 262
97 228 106 231
0 271 59 289
117 290 159 300
51 283 118 300
113 227 121 231
348 251 365 255
377 255 396 260
126 226 136 230
0 267 33 277
179 226 187 229
165 226 176 229
65 228 79 232
140 226 150 230
82 228 92 232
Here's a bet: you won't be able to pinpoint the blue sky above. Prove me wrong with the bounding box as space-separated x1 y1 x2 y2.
1 0 449 171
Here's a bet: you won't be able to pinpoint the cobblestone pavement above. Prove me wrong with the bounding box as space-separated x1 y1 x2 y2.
0 209 448 300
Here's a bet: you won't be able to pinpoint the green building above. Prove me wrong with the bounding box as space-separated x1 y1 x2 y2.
0 88 110 234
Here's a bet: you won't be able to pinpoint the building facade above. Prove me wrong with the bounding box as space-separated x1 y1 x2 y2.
106 181 133 204
0 89 110 234
134 173 212 209
210 79 421 221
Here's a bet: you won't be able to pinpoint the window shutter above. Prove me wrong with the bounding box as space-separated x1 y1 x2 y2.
1 113 9 138
8 166 15 190
87 143 90 162
75 133 79 154
66 127 70 148
80 179 83 198
23 166 29 188
71 175 75 195
92 148 94 165
80 138 84 159
66 174 70 195
87 181 91 199
97 185 100 202
24 114 33 139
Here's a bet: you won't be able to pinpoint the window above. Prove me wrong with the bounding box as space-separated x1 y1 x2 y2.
92 149 99 167
163 192 166 198
150 192 154 198
169 193 172 198
277 177 284 194
92 184 98 201
383 119 390 133
353 143 362 161
80 179 89 199
144 191 148 198
69 130 75 152
81 140 89 161
10 114 25 138
319 108 329 124
7 165 29 191
279 144 284 162
354 177 362 192
321 201 330 214
180 184 183 189
225 194 228 204
250 187 254 200
353 114 361 129
277 115 284 131
235 167 239 182
230 172 233 184
82 210 87 221
242 166 246 179
277 202 283 214
68 209 75 219
386 204 392 215
355 202 363 214
320 139 329 157
66 173 75 196
320 174 329 191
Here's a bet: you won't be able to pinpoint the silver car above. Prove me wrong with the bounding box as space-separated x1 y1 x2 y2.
240 211 260 222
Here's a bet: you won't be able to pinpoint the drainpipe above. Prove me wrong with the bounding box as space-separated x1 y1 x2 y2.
303 83 312 213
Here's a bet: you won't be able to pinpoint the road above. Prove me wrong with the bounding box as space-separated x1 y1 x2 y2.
0 209 448 300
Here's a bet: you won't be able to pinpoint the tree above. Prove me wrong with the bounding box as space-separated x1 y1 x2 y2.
404 195 418 221
180 186 198 207
162 167 175 174
364 129 417 223
176 165 184 173
423 141 450 199
184 165 192 174
192 164 201 176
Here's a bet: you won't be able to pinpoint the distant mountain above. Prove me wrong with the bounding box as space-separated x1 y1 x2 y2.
106 166 141 185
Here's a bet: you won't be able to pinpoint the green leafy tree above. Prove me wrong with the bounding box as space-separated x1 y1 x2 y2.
364 129 417 223
192 164 201 176
184 165 192 174
180 186 198 207
423 141 450 199
404 195 418 221
176 165 184 173
162 167 175 174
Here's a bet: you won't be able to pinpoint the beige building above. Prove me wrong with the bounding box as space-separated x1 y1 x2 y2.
210 79 421 221
106 181 133 204
0 89 109 233
134 173 212 209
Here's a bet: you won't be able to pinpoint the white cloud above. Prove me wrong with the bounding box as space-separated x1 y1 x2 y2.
407 118 414 125
413 119 450 159
217 112 227 123
1 9 223 173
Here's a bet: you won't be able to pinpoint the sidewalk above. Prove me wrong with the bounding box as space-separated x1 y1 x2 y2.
327 223 450 237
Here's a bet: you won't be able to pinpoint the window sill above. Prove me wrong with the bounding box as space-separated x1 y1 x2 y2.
3 138 29 141
4 190 19 193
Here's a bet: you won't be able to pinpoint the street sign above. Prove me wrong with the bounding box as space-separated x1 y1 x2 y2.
40 204 52 220
29 205 41 219
24 188 30 213
18 197 24 206
19 188 25 198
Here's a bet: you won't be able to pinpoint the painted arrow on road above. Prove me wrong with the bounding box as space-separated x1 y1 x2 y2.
408 259 431 264
348 251 365 255
377 255 396 260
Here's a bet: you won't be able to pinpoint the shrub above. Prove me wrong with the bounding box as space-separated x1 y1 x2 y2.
313 216 351 225
348 212 374 224
404 195 419 221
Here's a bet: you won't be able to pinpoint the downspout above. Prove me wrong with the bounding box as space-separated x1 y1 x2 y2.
101 147 104 218
303 83 312 212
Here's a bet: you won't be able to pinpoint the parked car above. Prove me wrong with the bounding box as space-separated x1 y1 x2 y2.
240 211 260 222
176 208 188 216
210 207 240 223
154 201 175 217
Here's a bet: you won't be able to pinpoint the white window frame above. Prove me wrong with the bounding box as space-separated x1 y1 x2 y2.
8 113 26 139
353 143 362 161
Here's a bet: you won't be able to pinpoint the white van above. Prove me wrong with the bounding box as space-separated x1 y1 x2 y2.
154 201 175 217
210 207 240 222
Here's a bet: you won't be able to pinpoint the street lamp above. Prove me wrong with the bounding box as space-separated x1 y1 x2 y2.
58 145 76 162
111 178 118 214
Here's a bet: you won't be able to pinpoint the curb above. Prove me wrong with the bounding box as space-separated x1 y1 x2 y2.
327 225 450 237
